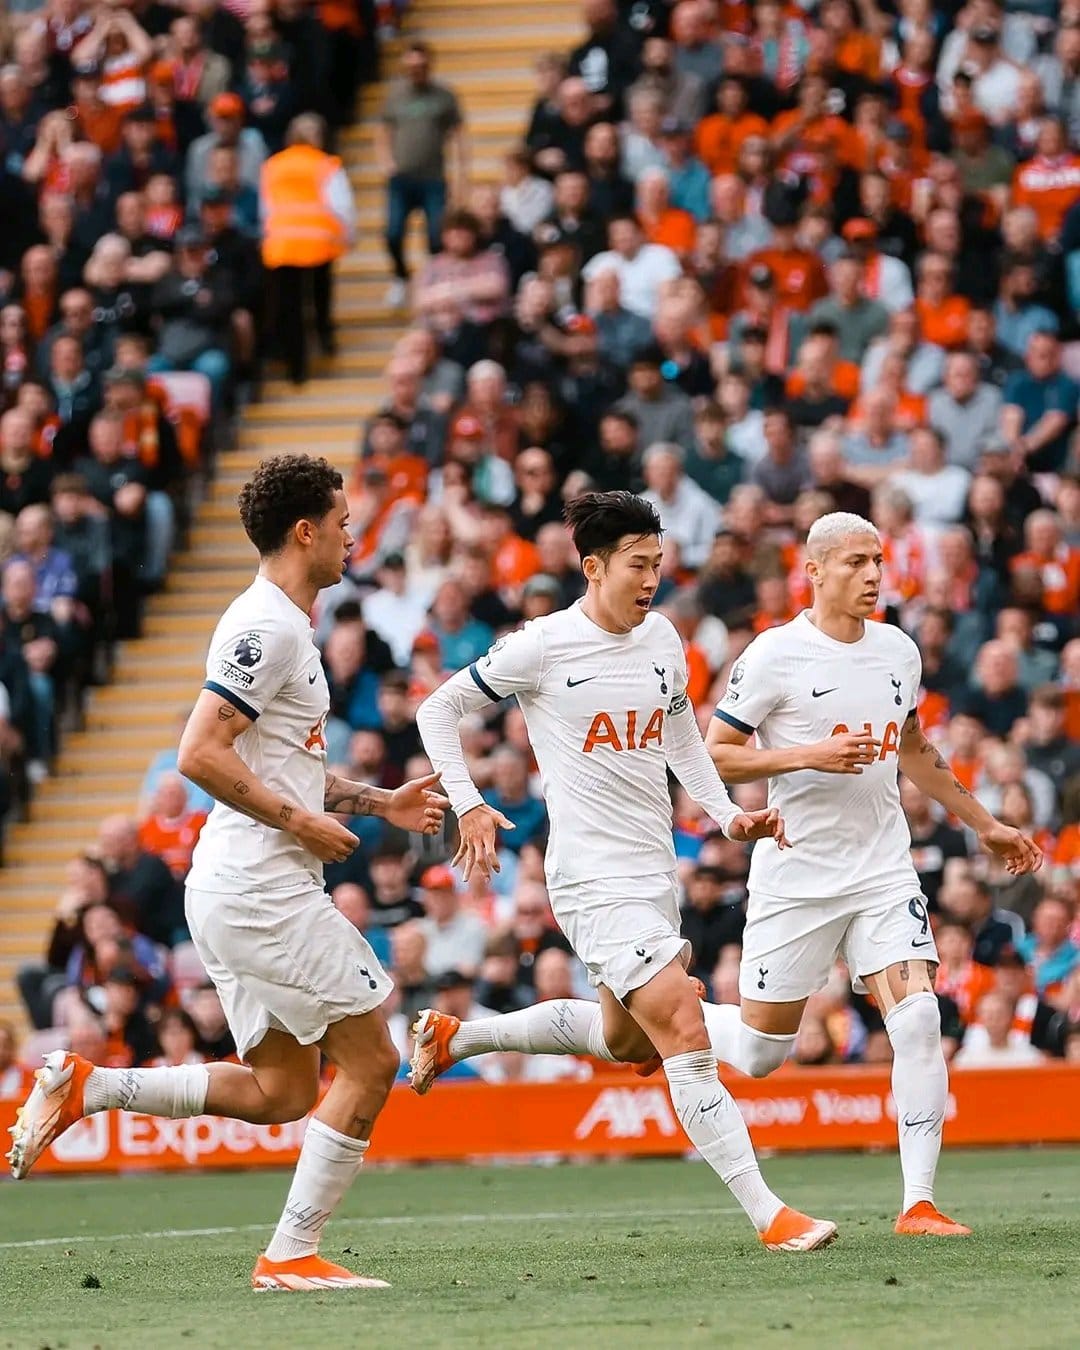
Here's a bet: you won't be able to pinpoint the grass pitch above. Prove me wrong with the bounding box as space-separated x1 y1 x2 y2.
0 1149 1077 1350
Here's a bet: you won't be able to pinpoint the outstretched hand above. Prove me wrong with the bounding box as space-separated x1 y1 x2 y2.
385 773 451 835
453 803 516 881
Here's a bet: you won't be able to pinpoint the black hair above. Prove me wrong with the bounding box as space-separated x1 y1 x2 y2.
237 454 342 557
563 490 662 563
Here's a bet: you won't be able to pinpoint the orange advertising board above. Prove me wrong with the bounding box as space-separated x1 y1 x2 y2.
2 1065 1079 1175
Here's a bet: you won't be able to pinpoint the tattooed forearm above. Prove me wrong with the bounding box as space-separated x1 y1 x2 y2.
233 780 249 796
279 804 293 823
951 777 973 798
917 738 950 773
217 704 236 721
324 775 386 817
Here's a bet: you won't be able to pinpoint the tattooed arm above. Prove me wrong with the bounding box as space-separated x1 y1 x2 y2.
178 690 358 862
898 710 1042 875
325 772 450 835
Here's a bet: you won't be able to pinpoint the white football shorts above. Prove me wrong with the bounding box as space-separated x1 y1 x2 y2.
739 884 939 1003
185 882 392 1060
549 871 690 1002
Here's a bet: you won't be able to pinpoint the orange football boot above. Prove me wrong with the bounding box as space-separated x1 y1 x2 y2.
252 1253 390 1291
7 1050 94 1179
760 1206 839 1252
409 1008 461 1095
633 977 709 1078
894 1201 972 1237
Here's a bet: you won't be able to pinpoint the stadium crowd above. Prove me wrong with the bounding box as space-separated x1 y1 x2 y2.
0 0 378 832
4 0 1080 1089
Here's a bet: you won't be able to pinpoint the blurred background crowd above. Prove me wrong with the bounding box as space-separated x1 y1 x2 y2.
1 0 1079 1092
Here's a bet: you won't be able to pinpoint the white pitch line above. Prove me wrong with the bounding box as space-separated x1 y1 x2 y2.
2 1193 1077 1252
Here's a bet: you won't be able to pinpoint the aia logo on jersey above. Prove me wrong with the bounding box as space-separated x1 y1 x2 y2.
582 708 664 753
830 720 901 758
234 632 263 668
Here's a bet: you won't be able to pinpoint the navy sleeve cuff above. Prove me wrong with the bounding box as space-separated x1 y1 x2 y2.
713 708 754 736
468 663 502 703
204 680 260 723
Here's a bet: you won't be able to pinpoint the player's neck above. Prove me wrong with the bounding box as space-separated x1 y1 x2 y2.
580 590 631 635
257 560 319 617
806 604 865 645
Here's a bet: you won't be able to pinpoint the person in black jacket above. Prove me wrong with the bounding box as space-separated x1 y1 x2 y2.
147 225 234 409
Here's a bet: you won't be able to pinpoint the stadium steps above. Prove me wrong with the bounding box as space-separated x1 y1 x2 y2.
0 0 582 1029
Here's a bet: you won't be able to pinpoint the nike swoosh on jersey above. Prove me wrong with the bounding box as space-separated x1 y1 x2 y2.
811 687 838 698
566 675 599 687
911 938 934 948
308 671 319 684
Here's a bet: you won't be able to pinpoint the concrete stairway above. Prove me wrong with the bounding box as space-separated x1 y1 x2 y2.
0 0 583 1025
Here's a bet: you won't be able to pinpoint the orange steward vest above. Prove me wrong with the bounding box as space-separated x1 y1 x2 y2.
261 144 348 269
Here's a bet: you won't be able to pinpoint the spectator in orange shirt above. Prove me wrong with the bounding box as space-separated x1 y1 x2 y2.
694 74 769 175
914 252 971 350
481 502 542 593
636 168 697 260
771 71 857 194
1011 118 1080 241
786 323 860 402
934 919 997 1022
752 572 797 632
744 180 828 314
1009 510 1080 617
138 773 207 879
820 0 882 82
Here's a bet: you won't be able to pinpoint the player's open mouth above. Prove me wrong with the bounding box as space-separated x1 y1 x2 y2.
635 597 652 610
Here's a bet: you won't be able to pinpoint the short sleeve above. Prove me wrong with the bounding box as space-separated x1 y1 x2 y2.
713 636 782 735
204 614 298 722
467 623 543 702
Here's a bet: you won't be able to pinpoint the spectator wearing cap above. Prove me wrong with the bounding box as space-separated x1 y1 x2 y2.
582 214 681 321
146 225 233 408
1001 331 1079 475
417 864 488 979
805 253 889 364
376 41 467 308
237 37 294 155
841 218 913 315
615 343 694 450
105 102 178 199
641 442 721 569
260 112 355 385
656 117 710 223
186 91 268 213
927 350 1002 471
433 412 513 507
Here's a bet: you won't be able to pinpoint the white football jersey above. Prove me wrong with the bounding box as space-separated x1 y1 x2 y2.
715 612 922 899
445 604 699 888
187 575 330 893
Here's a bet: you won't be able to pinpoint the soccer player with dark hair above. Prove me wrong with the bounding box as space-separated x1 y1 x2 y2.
414 490 837 1252
9 454 449 1291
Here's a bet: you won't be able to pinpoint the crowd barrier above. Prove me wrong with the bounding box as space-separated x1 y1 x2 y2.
3 1065 1079 1175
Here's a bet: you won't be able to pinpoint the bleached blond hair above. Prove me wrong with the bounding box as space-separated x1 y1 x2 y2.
805 511 880 562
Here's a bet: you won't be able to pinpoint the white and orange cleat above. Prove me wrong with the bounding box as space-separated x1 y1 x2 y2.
894 1201 972 1237
7 1050 94 1180
409 1007 460 1096
760 1206 839 1253
252 1253 390 1291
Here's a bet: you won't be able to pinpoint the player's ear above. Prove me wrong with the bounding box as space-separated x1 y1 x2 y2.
582 553 602 585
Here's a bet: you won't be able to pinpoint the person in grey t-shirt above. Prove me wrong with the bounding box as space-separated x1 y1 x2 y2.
375 41 469 306
928 350 1002 470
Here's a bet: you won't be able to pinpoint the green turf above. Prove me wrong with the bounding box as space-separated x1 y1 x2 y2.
0 1149 1077 1350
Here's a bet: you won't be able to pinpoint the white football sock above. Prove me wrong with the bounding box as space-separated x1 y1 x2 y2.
885 992 947 1212
701 1003 794 1077
662 1049 783 1232
448 999 617 1062
264 1118 369 1262
83 1064 209 1118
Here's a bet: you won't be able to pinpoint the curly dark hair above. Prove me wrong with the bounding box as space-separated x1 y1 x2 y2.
563 490 662 563
237 455 343 557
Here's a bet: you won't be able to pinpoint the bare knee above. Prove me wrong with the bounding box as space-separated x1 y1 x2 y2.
250 1076 319 1124
662 998 710 1057
604 1022 654 1062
